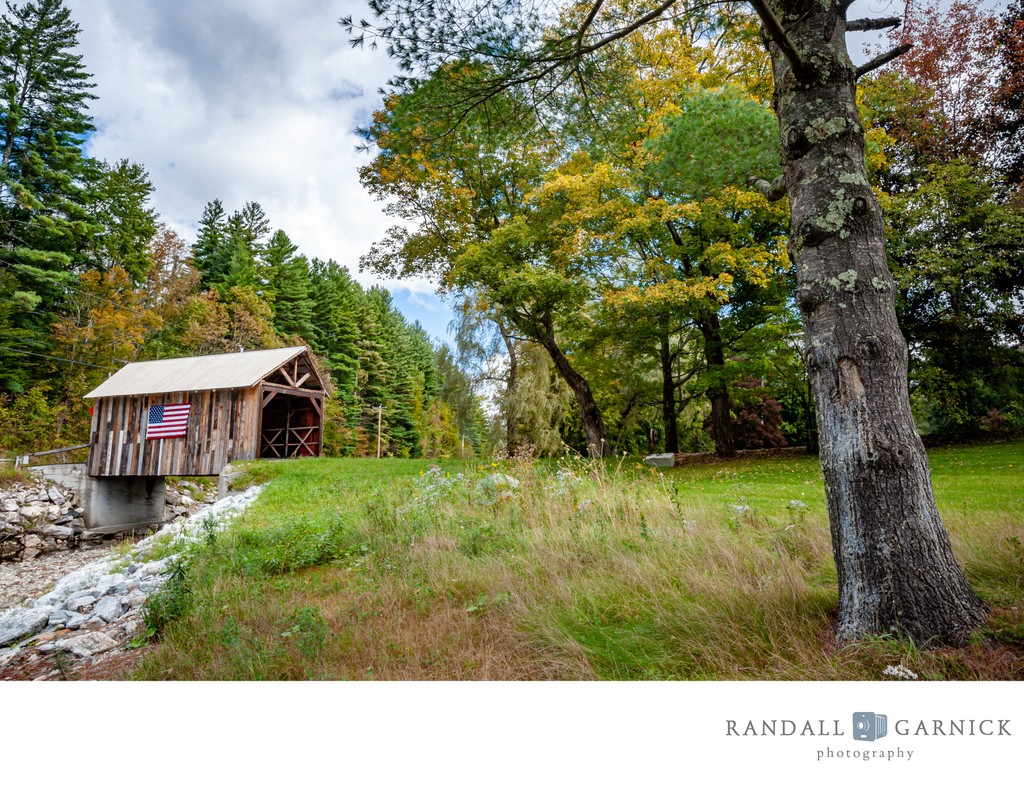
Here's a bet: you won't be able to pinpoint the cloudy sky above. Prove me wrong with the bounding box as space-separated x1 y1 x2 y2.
64 0 455 341
61 0 915 345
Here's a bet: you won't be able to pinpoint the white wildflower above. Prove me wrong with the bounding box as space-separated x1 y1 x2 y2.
883 664 919 680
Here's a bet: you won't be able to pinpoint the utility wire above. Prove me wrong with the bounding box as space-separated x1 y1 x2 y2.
0 345 119 371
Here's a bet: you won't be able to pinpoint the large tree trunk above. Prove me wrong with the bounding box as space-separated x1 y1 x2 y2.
499 323 520 456
764 2 985 643
533 317 612 457
696 313 736 458
660 333 680 453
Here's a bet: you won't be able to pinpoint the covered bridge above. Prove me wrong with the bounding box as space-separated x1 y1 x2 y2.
83 346 326 477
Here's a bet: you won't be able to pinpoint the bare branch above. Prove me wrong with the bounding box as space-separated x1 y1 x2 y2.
577 0 606 47
747 174 787 201
846 17 901 32
543 0 679 63
748 0 805 75
856 43 913 79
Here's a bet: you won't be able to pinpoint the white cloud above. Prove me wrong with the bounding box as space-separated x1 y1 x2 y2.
65 0 410 292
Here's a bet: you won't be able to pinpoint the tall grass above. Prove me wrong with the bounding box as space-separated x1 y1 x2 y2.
131 442 1024 680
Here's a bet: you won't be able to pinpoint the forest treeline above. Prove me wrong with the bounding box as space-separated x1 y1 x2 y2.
0 0 484 459
1 0 1022 462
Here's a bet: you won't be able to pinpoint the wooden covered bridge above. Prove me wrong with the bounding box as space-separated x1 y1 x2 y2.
83 346 326 477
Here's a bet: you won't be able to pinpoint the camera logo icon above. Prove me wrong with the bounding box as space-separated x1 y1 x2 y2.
852 712 888 741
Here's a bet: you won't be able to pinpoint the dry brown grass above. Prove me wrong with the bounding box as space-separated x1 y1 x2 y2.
129 448 1024 681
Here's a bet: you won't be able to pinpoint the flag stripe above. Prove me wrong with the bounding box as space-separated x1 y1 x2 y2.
146 403 191 440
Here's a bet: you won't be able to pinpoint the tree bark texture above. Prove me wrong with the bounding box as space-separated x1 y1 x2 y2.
696 312 736 458
499 324 520 456
534 318 612 457
765 2 985 643
660 333 680 453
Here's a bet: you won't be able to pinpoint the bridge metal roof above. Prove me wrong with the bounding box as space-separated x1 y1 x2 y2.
83 346 310 398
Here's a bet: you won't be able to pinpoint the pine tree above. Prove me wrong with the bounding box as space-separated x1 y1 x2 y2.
90 158 158 282
264 229 316 342
309 258 364 454
192 199 228 287
0 0 101 390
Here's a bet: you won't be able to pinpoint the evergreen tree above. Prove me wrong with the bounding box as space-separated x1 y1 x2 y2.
0 0 101 390
308 258 362 453
367 287 421 457
192 199 228 287
435 342 486 455
229 200 270 253
264 229 316 341
90 158 158 282
215 235 258 296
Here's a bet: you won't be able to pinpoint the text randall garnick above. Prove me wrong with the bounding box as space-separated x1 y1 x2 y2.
726 719 1012 736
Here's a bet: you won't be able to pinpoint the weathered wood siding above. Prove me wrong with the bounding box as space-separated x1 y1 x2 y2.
87 388 260 477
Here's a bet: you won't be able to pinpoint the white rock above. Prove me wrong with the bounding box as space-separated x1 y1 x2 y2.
53 560 115 594
137 559 170 578
65 595 96 613
94 573 127 596
23 534 43 560
47 488 66 506
92 596 126 623
0 607 51 647
56 631 119 658
644 453 676 467
64 613 88 630
48 610 69 626
33 592 63 609
41 524 74 539
20 504 46 522
1 498 18 513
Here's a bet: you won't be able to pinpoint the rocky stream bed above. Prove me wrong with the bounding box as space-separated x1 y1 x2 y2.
0 484 262 680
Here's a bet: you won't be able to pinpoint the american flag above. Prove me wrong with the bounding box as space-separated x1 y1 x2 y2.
146 403 191 440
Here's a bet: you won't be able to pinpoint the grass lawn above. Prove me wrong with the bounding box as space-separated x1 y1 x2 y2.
130 440 1024 680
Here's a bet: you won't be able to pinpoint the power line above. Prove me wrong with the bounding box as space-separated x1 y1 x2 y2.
0 345 119 371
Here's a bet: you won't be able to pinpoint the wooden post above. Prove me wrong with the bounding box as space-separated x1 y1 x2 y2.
377 405 383 459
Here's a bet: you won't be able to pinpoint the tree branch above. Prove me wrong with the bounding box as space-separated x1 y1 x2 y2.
846 17 901 32
856 43 913 78
747 174 787 201
577 0 605 48
665 220 684 247
748 0 805 75
542 0 679 63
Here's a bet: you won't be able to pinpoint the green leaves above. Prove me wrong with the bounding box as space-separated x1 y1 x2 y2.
645 87 780 200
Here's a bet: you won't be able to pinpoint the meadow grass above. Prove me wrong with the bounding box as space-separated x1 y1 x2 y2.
131 441 1024 680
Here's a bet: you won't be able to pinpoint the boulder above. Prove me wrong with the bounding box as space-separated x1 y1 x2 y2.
56 631 119 658
47 488 67 506
92 596 126 623
0 607 51 647
64 613 88 630
23 534 44 559
19 504 47 524
65 595 97 613
94 573 127 596
41 524 75 539
643 453 676 468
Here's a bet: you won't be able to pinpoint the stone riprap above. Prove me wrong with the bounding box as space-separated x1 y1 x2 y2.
0 478 214 563
0 485 262 662
0 480 85 561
